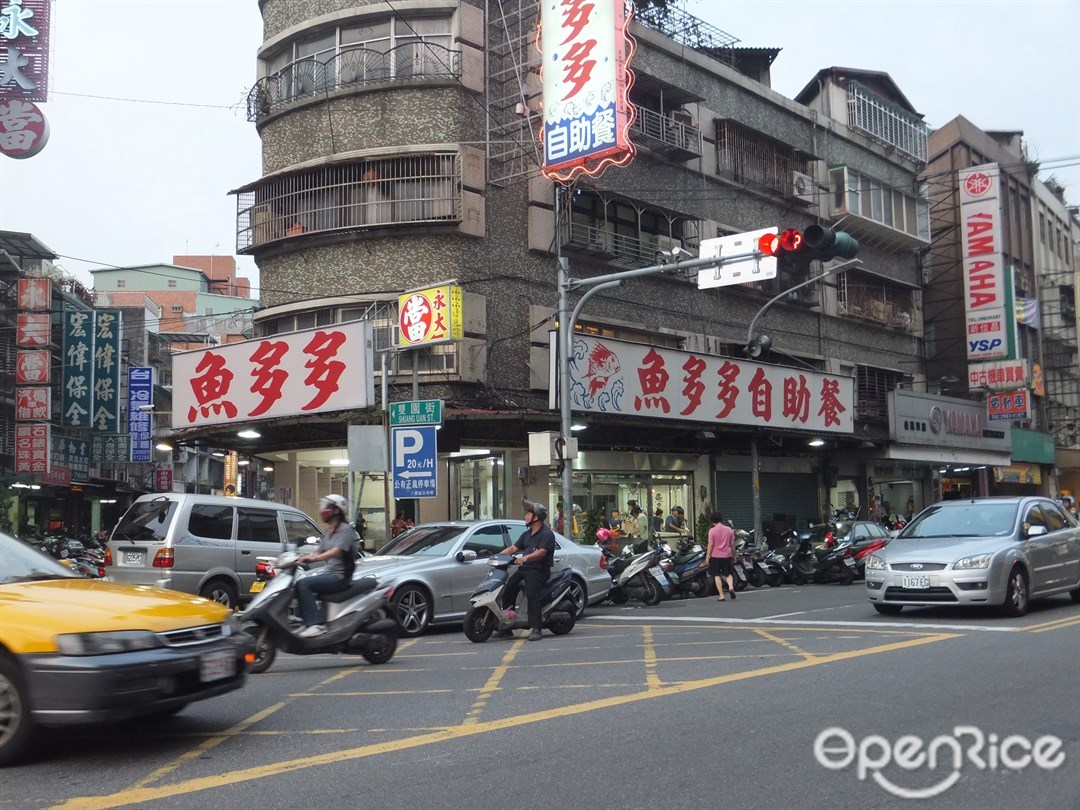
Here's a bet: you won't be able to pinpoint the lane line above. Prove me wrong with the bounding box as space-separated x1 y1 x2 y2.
51 632 959 810
642 626 662 689
753 627 817 661
1028 617 1080 634
1021 614 1080 632
583 614 1019 632
463 637 524 725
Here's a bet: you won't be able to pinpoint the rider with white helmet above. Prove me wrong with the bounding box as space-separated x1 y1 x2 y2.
295 493 357 637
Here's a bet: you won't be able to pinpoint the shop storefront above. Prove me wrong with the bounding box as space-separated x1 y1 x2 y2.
994 428 1056 497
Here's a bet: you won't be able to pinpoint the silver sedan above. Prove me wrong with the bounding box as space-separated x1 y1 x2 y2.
362 520 610 636
865 496 1080 617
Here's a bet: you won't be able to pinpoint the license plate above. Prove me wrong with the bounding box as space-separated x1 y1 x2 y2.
200 650 236 682
743 562 754 571
902 575 930 590
844 558 857 568
648 566 668 587
249 581 265 593
122 551 143 566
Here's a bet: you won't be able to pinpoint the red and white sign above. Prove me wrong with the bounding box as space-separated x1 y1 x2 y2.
968 358 1029 391
987 388 1030 422
15 312 49 346
0 0 50 103
15 385 49 420
14 422 49 473
15 349 49 383
16 278 50 310
154 467 173 493
40 465 70 487
171 320 375 429
958 163 1008 361
559 334 854 433
0 98 48 158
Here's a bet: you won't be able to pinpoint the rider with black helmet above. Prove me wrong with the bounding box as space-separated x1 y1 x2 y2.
497 498 558 641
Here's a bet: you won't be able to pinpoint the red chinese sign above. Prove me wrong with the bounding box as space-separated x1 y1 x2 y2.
154 467 173 493
15 385 49 420
16 312 48 346
16 278 50 309
15 349 49 383
0 97 48 158
986 388 1030 423
171 320 375 429
566 335 854 433
14 422 48 473
0 0 50 102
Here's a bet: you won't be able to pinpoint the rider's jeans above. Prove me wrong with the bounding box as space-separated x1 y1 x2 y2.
296 573 347 626
501 566 548 630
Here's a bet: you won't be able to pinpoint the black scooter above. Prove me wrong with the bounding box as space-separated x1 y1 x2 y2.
790 536 856 585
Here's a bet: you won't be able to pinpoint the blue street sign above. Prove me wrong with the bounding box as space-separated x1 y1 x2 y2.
392 426 438 499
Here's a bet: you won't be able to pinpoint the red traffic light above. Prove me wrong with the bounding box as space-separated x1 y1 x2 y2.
757 232 780 256
778 228 804 251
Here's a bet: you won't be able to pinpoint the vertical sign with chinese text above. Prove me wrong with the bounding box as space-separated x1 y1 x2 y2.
398 286 462 346
91 310 121 432
61 309 93 427
958 163 1009 361
540 0 635 180
128 366 153 462
14 422 48 473
0 0 50 102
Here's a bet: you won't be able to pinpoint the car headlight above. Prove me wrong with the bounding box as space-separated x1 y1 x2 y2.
864 555 886 570
953 554 992 570
56 630 162 656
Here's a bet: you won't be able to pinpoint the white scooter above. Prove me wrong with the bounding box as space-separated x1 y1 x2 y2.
462 554 577 642
240 550 398 673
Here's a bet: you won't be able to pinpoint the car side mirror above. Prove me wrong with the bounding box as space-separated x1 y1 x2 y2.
301 536 320 547
457 549 478 562
1025 525 1048 538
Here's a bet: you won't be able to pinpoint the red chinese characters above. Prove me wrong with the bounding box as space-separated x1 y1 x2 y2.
248 340 289 417
680 355 706 416
559 0 596 100
782 375 812 424
634 348 670 413
716 361 740 418
748 367 773 422
188 352 238 423
817 378 846 428
302 330 347 410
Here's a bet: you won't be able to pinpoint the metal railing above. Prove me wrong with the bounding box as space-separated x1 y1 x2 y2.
846 82 928 163
236 154 461 253
630 104 703 157
247 42 462 122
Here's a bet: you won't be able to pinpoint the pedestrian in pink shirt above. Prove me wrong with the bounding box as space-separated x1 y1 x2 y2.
703 512 736 600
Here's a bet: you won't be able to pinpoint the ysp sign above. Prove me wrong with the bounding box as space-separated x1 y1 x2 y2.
392 426 438 499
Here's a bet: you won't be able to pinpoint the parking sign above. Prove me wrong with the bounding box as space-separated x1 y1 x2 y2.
392 426 438 499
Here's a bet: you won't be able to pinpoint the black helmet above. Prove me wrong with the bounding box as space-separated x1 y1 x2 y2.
522 498 548 522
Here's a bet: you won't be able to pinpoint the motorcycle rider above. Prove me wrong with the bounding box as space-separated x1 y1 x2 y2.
496 499 557 641
295 494 357 638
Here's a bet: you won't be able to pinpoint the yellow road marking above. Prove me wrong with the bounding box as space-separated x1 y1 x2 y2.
463 637 524 724
1028 616 1080 634
1022 614 1080 632
642 626 662 689
753 628 817 661
52 631 958 810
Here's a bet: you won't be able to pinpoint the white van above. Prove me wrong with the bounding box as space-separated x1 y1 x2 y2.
107 494 324 608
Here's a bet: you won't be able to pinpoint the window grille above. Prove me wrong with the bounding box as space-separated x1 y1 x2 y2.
829 167 929 242
715 120 809 195
236 153 461 252
837 271 916 330
856 365 905 421
845 82 927 162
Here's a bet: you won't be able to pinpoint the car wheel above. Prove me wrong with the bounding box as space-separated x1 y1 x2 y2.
566 577 587 618
1000 567 1030 617
0 656 35 767
199 579 238 609
873 603 903 615
243 621 277 674
391 584 432 637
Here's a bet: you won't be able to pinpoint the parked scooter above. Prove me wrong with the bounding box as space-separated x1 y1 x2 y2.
602 538 671 605
790 535 856 585
240 550 398 673
658 535 709 598
462 554 577 642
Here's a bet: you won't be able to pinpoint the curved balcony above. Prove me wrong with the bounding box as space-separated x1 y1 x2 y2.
246 42 462 122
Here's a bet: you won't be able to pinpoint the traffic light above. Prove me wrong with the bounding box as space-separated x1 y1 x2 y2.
757 225 859 262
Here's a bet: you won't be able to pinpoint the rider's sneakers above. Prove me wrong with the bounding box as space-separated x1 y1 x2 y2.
502 608 518 621
298 624 326 638
527 629 542 641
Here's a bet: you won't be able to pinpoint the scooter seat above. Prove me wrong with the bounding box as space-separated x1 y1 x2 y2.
321 575 379 603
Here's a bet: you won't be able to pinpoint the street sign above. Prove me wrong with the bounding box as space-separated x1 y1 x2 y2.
389 399 443 427
392 426 438 499
697 227 778 289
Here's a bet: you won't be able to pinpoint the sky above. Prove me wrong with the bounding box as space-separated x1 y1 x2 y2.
1 0 1078 297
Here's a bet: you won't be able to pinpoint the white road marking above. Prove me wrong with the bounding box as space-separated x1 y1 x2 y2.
586 614 1021 632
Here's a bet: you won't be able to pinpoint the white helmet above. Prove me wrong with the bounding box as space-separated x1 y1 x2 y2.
319 494 348 515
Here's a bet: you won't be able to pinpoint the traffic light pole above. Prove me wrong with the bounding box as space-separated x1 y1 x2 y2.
557 249 759 532
744 256 861 550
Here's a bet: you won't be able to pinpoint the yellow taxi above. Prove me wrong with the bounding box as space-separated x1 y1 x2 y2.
0 531 250 765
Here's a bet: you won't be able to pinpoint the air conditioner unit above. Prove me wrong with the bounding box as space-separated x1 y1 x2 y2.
792 171 816 204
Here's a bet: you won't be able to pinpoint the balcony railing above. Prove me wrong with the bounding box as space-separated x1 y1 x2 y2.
235 154 462 253
630 104 702 160
247 42 462 122
562 221 684 269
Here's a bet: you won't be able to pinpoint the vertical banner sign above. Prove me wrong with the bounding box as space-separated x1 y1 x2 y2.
15 349 49 384
14 422 49 473
15 312 48 346
224 451 239 496
398 285 463 346
958 163 1009 361
53 434 89 481
16 278 50 310
15 385 48 420
128 367 153 462
92 310 121 432
92 434 130 464
154 467 173 493
0 0 50 102
61 310 93 427
539 0 635 181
